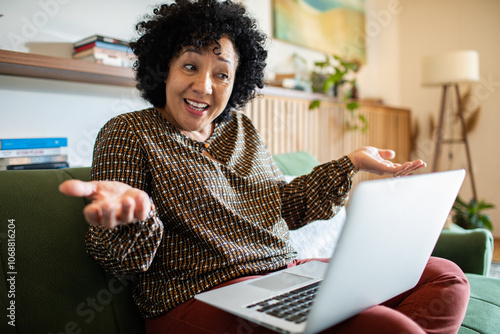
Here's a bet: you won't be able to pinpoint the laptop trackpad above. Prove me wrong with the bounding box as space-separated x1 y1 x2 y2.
247 272 314 292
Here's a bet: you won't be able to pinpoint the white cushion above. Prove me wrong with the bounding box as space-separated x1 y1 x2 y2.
284 175 346 259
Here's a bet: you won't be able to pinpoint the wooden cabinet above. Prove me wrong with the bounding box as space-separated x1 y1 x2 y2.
243 91 411 183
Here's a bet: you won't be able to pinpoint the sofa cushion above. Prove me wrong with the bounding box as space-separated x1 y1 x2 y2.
272 151 320 176
274 152 346 260
459 274 500 334
289 208 346 259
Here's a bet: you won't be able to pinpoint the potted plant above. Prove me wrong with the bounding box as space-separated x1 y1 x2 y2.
452 195 495 231
309 54 367 133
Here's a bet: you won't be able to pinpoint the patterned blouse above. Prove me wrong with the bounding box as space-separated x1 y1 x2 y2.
86 108 357 318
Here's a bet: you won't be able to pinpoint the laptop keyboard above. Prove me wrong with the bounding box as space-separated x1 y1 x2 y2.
246 282 320 324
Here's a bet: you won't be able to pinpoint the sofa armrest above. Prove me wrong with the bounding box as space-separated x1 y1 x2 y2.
432 225 494 275
0 168 144 334
272 151 320 176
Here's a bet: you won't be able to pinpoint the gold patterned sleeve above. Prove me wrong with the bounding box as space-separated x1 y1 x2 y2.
277 156 357 230
84 116 164 277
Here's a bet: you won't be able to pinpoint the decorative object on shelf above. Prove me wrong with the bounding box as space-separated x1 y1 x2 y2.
309 54 367 133
421 50 480 201
452 196 495 231
272 0 366 63
72 35 135 68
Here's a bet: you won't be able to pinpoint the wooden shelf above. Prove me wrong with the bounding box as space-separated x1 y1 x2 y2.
0 49 135 87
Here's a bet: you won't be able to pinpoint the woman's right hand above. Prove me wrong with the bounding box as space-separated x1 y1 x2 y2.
59 180 151 229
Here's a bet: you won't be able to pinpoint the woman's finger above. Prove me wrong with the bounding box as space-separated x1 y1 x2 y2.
59 180 98 198
119 196 136 223
377 149 396 160
99 201 119 228
83 203 102 226
137 195 151 221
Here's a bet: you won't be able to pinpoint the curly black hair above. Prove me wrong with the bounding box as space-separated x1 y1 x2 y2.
131 0 268 123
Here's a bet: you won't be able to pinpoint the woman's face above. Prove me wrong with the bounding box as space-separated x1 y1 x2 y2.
161 36 238 135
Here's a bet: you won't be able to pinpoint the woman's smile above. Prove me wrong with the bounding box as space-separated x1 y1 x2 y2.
184 98 210 117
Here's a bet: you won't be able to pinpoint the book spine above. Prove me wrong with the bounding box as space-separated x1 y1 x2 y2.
94 41 131 53
75 41 130 53
0 147 68 158
73 47 133 59
0 138 67 150
74 42 97 53
5 162 69 170
74 35 130 48
0 155 67 167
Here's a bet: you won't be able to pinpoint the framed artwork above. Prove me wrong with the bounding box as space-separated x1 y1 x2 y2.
273 0 366 63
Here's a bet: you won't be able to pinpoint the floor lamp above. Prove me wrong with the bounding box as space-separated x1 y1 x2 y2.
421 50 480 201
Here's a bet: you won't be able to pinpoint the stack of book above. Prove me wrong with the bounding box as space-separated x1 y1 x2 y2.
0 138 69 170
72 34 136 68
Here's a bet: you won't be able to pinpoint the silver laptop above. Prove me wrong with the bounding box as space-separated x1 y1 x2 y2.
195 170 465 334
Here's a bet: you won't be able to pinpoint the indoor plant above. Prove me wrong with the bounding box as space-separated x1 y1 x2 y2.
452 196 495 231
308 54 367 132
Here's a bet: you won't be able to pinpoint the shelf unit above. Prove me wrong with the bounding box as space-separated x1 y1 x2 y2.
0 49 135 87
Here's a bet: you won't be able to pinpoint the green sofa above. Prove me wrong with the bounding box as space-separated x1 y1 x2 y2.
1 152 499 333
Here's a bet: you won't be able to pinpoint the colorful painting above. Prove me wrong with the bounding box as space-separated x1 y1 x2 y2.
273 0 366 63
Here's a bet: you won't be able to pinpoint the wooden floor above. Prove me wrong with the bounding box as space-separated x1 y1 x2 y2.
494 239 500 262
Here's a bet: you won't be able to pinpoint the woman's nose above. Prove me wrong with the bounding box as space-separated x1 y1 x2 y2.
192 72 213 95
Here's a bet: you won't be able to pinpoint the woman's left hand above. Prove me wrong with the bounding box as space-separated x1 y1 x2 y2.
347 146 426 176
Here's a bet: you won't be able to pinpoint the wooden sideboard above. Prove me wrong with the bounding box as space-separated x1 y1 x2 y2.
0 49 410 183
243 89 410 183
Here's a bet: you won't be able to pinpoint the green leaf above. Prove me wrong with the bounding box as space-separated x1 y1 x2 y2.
479 215 493 230
323 78 334 92
314 60 327 68
309 100 321 110
346 101 359 111
358 114 368 133
477 200 495 210
453 196 467 210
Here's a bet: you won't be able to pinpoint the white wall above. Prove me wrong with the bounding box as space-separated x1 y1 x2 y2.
397 0 500 236
0 76 149 166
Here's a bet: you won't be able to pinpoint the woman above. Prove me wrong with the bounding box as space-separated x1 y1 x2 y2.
60 1 469 333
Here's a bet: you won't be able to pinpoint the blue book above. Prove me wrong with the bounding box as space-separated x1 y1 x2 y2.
93 41 131 53
0 138 68 150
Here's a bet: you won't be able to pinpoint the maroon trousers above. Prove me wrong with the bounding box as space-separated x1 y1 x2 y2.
146 257 469 334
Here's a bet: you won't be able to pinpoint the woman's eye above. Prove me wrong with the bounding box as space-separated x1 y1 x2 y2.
218 73 229 80
184 64 196 71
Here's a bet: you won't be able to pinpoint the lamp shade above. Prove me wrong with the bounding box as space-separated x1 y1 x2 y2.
421 50 479 86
